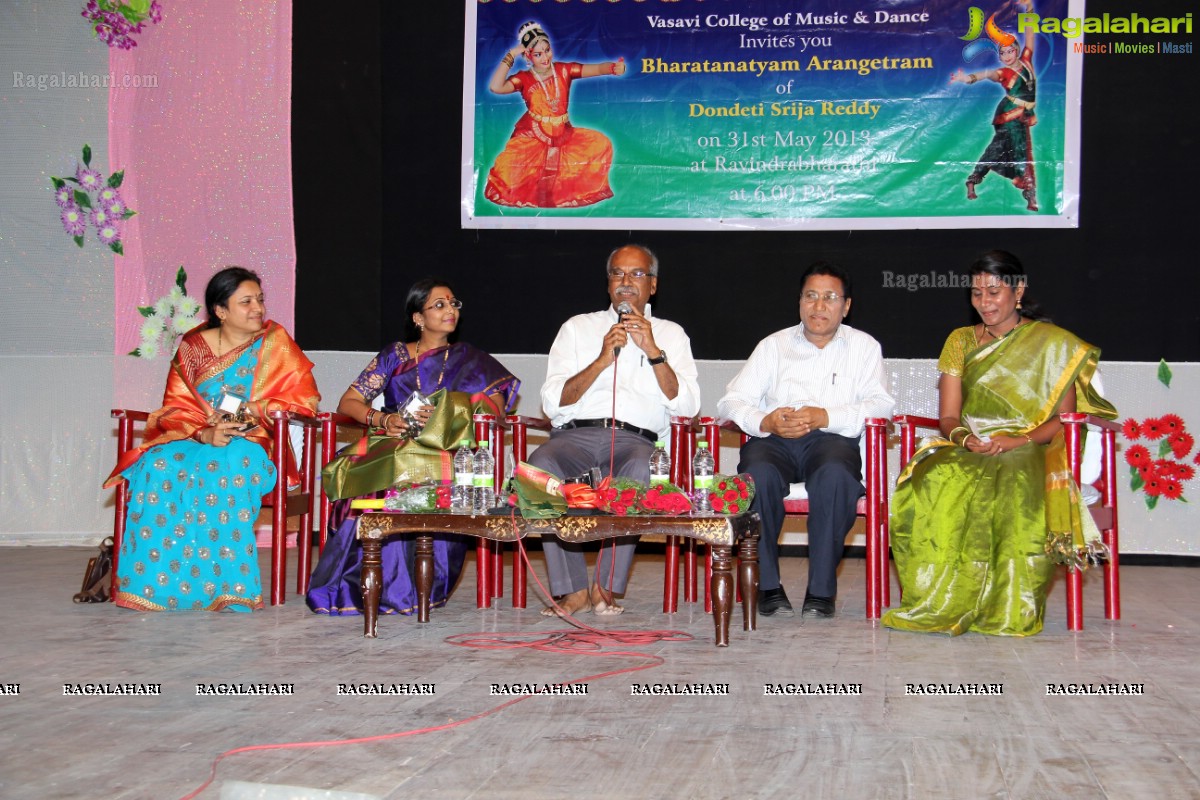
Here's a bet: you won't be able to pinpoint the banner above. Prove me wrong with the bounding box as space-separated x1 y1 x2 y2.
462 0 1083 230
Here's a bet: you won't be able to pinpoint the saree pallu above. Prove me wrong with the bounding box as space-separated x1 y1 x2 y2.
109 323 319 612
307 343 519 617
883 322 1115 636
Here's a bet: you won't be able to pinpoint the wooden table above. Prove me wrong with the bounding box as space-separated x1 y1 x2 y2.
355 511 762 647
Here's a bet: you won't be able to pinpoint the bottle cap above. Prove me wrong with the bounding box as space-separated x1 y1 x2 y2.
698 441 709 449
655 440 665 447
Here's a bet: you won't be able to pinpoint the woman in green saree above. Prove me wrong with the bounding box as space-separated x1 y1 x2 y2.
883 251 1115 636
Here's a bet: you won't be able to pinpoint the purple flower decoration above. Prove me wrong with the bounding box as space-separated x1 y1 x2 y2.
94 22 114 44
97 221 122 246
82 0 100 20
149 1 163 24
76 166 102 192
90 206 111 228
83 2 162 48
97 186 122 208
61 206 86 237
54 185 75 209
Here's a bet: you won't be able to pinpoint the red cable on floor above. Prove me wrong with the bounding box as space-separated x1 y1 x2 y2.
179 519 694 800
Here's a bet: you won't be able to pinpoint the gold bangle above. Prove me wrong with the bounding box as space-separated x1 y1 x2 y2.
502 53 514 67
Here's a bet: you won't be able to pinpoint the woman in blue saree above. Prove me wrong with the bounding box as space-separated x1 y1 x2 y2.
105 267 320 611
883 252 1115 636
306 278 520 616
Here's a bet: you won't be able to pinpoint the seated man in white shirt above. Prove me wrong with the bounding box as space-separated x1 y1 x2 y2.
531 244 701 616
717 263 895 619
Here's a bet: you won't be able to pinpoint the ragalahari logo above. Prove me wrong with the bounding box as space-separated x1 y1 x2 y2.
959 7 1015 63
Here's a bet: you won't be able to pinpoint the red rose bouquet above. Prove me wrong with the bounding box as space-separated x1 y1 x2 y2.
640 482 693 515
708 474 755 515
598 478 645 516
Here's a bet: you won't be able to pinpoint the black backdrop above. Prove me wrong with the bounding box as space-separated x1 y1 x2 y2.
295 1 1199 362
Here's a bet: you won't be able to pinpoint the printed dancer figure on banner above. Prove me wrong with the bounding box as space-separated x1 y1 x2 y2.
485 20 625 208
953 5 1040 211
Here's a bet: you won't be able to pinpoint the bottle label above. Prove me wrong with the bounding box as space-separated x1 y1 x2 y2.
650 474 669 486
694 475 714 491
474 476 495 488
455 471 473 486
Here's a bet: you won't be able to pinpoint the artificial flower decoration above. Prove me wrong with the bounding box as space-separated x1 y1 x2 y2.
1123 415 1196 509
81 0 164 49
129 267 202 359
599 478 645 516
639 483 693 516
707 474 755 515
383 481 452 513
50 144 136 253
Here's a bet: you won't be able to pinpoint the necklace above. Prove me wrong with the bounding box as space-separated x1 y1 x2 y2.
414 341 450 394
983 318 1023 342
532 64 562 113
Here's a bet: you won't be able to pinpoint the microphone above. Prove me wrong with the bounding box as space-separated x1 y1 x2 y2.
613 301 633 358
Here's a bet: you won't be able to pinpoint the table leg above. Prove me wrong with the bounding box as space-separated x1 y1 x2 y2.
415 534 433 623
711 545 733 647
361 537 383 638
739 533 759 632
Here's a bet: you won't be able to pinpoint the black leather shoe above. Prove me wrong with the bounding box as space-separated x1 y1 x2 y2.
758 587 794 617
801 593 835 619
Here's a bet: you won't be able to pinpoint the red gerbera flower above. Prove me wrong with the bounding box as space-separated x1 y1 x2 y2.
1142 418 1166 440
1169 432 1195 459
724 489 737 501
1144 478 1163 497
1161 480 1184 500
1160 414 1185 434
711 498 725 512
1175 464 1195 481
717 480 729 491
739 489 749 499
1121 418 1142 440
1138 464 1153 480
728 503 741 514
1125 444 1151 468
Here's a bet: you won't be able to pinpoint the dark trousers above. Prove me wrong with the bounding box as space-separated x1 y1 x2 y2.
737 431 863 598
527 428 653 595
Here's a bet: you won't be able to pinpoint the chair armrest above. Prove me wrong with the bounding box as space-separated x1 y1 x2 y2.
268 409 319 427
111 409 151 422
506 415 552 430
1059 412 1122 432
894 413 939 430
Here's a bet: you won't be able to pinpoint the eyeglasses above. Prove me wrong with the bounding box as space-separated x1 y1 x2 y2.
801 291 844 304
608 269 651 281
423 299 463 311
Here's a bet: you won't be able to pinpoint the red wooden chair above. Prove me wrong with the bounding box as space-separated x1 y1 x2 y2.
676 417 891 618
505 415 696 610
110 409 318 606
315 412 504 608
894 412 1121 630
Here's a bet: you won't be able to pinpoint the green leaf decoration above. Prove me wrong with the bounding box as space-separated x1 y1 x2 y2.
122 209 136 220
111 241 124 255
118 4 140 24
1158 439 1173 459
73 235 84 248
175 266 187 292
128 0 151 15
137 305 156 318
1130 467 1144 492
107 170 124 188
1158 359 1173 388
51 177 65 189
128 348 141 357
1145 495 1158 510
82 144 92 166
74 190 92 209
65 176 79 184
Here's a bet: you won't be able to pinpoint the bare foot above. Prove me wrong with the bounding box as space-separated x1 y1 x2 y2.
590 585 624 616
541 588 591 617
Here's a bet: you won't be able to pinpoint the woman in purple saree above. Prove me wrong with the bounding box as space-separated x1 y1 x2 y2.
307 278 519 616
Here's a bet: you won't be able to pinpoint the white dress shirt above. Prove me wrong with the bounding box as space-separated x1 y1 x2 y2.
717 323 895 438
541 304 701 438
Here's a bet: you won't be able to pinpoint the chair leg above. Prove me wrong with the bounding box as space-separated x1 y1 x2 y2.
663 535 679 613
491 542 504 599
683 539 697 603
704 548 714 614
1104 529 1121 620
1066 566 1083 631
512 543 526 609
476 539 492 609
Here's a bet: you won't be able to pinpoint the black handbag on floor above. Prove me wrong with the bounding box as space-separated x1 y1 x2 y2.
72 537 114 603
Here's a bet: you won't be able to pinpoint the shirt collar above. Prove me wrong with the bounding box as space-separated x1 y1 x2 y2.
792 322 847 348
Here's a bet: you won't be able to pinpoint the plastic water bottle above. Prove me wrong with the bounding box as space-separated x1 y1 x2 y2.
692 440 714 513
649 440 671 486
451 440 474 513
473 440 496 513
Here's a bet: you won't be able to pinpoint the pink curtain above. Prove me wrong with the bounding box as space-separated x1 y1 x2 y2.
109 2 295 362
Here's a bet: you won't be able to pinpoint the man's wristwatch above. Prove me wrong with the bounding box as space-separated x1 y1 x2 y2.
647 350 668 366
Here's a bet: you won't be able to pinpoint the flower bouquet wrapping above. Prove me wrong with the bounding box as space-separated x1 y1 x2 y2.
639 482 693 515
383 480 451 513
708 474 755 515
